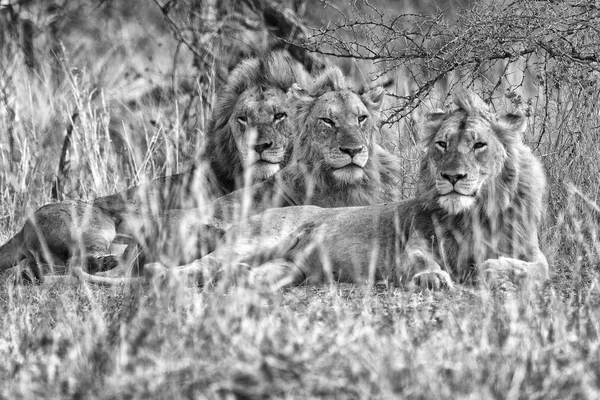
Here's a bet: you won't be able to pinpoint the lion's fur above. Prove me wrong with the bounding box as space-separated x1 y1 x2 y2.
152 91 548 290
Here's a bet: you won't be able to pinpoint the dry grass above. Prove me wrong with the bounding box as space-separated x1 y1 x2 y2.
2 0 600 398
3 280 600 398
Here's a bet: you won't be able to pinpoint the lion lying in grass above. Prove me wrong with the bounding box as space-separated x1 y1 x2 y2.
0 52 300 282
145 91 549 290
66 65 404 284
115 65 401 271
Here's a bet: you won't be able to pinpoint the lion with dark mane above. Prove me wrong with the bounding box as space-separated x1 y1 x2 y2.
147 91 548 290
0 52 299 282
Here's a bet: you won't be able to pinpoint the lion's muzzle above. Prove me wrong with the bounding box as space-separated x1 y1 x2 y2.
436 172 481 213
436 172 479 196
326 146 369 169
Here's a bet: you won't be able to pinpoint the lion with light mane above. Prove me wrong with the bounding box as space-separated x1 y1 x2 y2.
146 91 548 290
0 52 299 282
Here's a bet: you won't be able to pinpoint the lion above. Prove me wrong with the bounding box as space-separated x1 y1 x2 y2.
143 90 549 291
0 52 299 282
65 65 405 285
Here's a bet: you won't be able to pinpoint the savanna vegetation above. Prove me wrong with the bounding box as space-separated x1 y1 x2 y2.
2 0 600 398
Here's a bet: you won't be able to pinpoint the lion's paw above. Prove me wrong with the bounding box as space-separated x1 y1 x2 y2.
411 269 453 290
479 258 527 289
14 268 42 285
143 262 170 282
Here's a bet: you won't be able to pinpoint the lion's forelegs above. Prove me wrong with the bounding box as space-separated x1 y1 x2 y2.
479 250 549 288
143 255 226 288
401 235 454 290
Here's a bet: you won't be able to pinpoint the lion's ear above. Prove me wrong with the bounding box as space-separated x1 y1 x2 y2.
422 109 447 134
361 86 385 113
288 83 311 102
497 112 526 132
497 112 526 142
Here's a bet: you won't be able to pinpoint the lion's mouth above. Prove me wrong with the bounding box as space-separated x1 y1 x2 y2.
331 163 365 183
441 190 477 197
254 159 279 166
250 160 282 180
335 163 364 170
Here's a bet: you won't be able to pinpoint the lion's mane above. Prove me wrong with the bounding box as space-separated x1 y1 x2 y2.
280 67 402 207
202 52 297 193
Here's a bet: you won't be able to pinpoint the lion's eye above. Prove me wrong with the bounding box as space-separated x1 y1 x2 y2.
274 112 287 121
473 142 487 150
320 117 335 127
237 116 247 124
436 141 447 150
358 115 368 123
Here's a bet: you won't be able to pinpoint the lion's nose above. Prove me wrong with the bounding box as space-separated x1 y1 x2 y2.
339 146 363 158
441 173 467 184
254 142 273 154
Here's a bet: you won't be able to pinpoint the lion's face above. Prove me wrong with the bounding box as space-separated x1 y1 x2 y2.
231 87 293 181
424 107 521 215
296 87 384 184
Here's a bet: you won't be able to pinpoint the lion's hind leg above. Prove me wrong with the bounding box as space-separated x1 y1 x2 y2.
143 221 318 291
239 221 318 289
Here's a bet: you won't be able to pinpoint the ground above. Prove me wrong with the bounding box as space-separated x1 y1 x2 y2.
1 269 599 398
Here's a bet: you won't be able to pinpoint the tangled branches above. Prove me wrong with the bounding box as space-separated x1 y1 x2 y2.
297 0 600 122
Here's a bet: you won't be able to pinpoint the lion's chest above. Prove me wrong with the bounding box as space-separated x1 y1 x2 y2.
428 215 512 283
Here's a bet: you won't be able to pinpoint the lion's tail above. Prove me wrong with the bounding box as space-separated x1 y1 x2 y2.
0 230 25 272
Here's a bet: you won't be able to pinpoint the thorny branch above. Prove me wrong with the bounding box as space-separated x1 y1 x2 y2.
284 0 600 121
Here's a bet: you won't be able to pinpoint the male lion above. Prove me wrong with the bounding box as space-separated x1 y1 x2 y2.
145 91 549 290
0 52 299 282
67 65 404 284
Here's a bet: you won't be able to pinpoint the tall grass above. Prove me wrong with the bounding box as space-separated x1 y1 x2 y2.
3 282 600 398
2 0 600 397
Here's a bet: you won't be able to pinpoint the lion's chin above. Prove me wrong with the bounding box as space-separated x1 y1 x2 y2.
438 194 476 214
332 165 365 184
251 161 281 180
